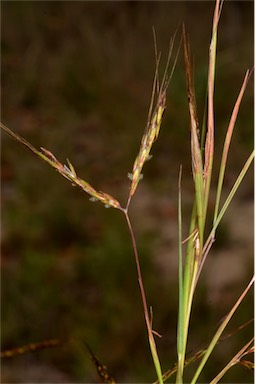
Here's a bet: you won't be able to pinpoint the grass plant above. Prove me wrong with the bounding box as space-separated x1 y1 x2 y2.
1 0 254 382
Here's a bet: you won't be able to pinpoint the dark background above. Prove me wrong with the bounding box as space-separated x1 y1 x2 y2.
1 1 254 383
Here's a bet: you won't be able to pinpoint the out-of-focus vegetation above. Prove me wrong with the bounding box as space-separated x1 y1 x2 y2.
1 1 253 383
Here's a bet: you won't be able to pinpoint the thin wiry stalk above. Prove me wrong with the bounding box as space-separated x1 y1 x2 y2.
124 210 163 384
124 35 181 379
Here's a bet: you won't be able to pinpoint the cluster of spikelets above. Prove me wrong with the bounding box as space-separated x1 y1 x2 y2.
0 81 165 210
0 123 121 209
128 87 166 198
1 35 177 212
0 49 176 384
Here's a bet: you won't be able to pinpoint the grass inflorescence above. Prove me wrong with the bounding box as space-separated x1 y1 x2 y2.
1 0 254 383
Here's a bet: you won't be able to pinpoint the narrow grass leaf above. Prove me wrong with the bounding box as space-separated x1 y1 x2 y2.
209 338 254 384
203 0 222 223
191 276 255 384
213 70 250 233
177 166 184 379
183 25 204 253
176 29 205 382
202 149 255 264
176 201 197 383
149 336 164 384
155 319 253 384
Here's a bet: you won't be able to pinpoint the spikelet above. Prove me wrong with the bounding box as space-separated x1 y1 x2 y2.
40 149 121 209
127 30 179 201
0 339 61 358
0 123 121 210
129 88 167 197
85 343 116 384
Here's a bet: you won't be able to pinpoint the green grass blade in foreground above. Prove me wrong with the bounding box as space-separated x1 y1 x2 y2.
180 32 205 381
183 26 204 250
213 70 250 234
176 167 184 382
209 338 254 384
203 0 222 225
176 202 198 384
177 177 206 381
191 276 255 384
149 337 164 384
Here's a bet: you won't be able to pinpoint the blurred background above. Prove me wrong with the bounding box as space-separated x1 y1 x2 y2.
1 1 254 383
